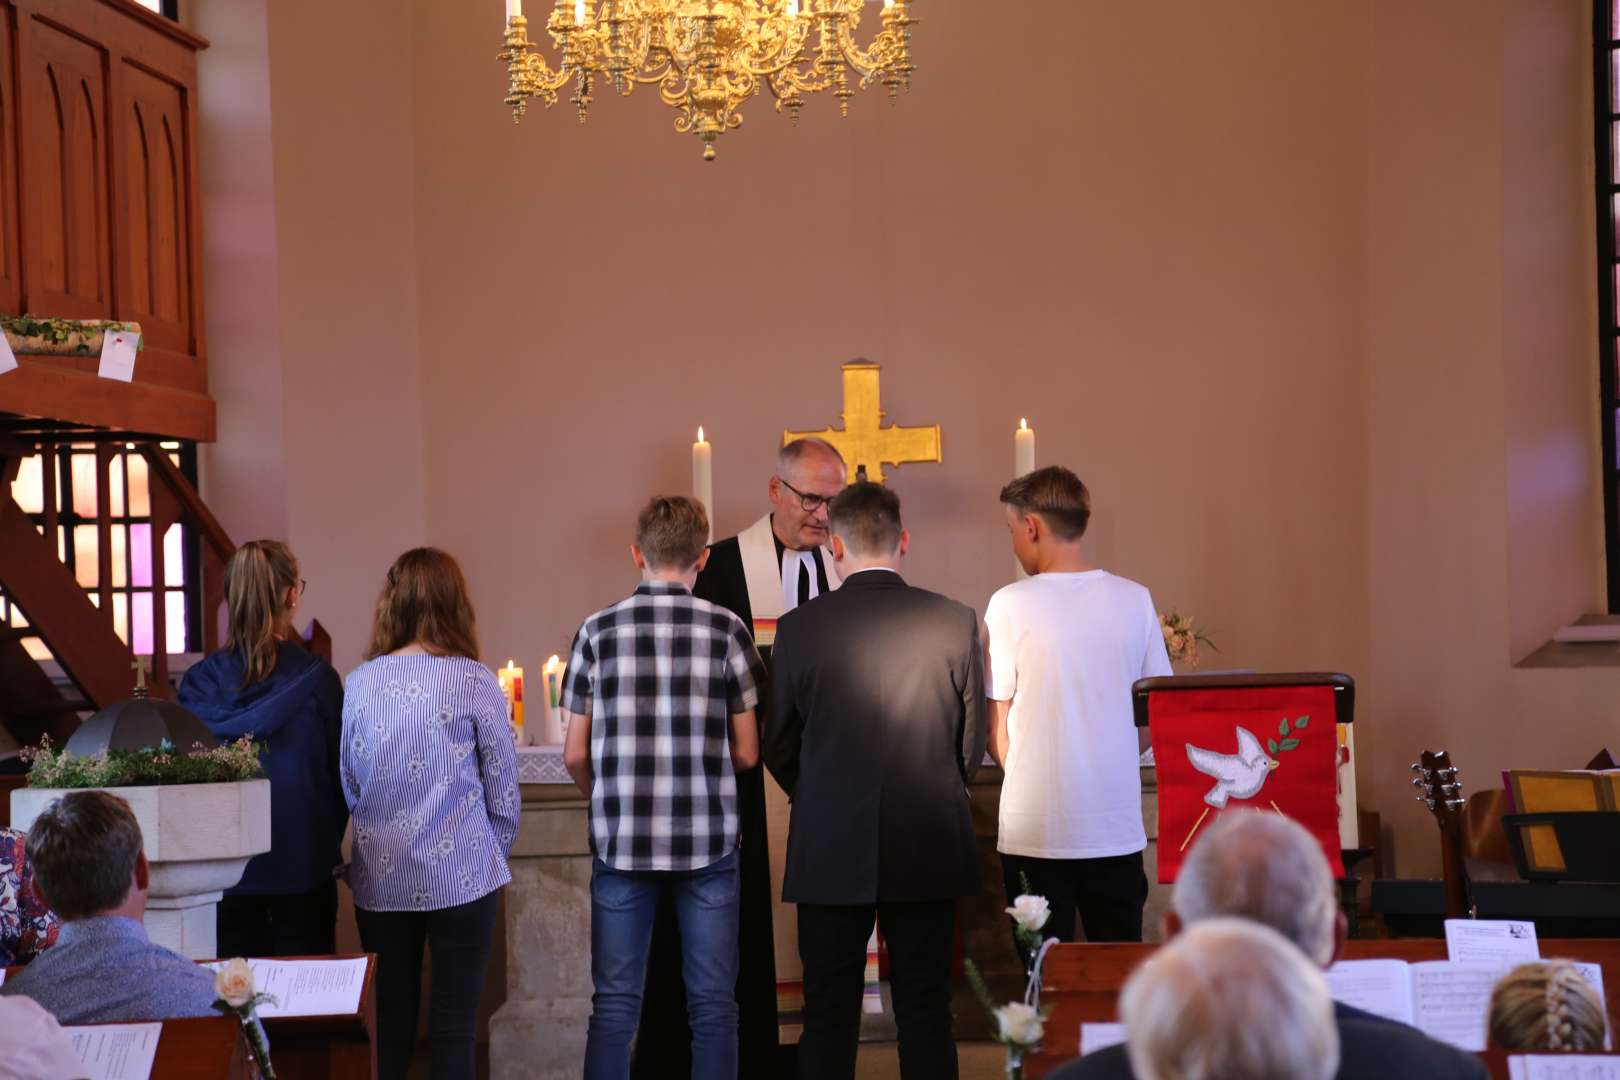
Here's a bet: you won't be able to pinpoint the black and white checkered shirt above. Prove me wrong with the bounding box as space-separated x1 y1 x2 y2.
562 581 764 872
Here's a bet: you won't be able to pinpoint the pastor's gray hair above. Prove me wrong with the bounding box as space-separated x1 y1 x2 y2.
777 437 845 479
1122 917 1339 1080
1171 810 1339 967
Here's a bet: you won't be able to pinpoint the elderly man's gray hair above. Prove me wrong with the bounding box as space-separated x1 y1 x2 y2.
1171 810 1339 967
777 437 845 477
1122 917 1339 1080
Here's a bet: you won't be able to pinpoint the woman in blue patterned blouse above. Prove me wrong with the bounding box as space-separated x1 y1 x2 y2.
341 548 520 1080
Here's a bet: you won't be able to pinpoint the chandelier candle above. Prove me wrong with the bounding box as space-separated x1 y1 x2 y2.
498 0 919 160
693 427 714 542
1015 418 1035 477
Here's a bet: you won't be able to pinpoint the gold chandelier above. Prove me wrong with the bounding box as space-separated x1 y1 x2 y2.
497 1 917 160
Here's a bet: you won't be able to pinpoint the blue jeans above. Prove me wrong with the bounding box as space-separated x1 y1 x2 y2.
584 849 741 1080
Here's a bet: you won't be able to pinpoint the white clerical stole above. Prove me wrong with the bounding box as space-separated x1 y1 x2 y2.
780 548 821 614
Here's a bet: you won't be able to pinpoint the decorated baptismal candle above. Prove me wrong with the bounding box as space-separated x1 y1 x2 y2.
498 660 526 745
542 654 567 744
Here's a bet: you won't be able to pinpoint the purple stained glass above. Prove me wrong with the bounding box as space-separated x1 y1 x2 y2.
132 592 154 656
130 524 152 588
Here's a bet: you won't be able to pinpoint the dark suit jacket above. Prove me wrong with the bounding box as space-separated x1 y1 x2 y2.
766 569 986 905
1047 1000 1488 1080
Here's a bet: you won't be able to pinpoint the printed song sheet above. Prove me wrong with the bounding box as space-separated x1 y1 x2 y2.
203 957 367 1017
1445 919 1540 965
1508 1055 1620 1080
1079 1023 1126 1056
1324 959 1417 1026
1411 961 1520 1051
64 1022 162 1080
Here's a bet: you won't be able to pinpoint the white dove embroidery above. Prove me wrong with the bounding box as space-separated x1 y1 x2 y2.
1185 726 1279 809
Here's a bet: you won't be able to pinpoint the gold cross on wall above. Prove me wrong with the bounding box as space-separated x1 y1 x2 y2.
783 361 942 485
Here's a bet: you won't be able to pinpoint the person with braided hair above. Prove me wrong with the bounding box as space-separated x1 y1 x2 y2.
1488 960 1609 1052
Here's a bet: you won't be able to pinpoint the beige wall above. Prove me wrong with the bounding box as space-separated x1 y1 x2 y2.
197 0 1612 878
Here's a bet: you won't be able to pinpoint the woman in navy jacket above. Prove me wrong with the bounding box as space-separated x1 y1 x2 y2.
179 540 346 957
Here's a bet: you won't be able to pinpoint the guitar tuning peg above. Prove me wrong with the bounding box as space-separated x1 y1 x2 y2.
1446 798 1465 809
1409 762 1423 772
1411 777 1425 788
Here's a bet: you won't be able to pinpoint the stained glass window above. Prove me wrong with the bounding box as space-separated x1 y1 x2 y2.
1 443 202 662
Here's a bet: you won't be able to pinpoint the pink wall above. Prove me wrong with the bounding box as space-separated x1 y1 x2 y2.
196 0 1611 874
412 0 1371 695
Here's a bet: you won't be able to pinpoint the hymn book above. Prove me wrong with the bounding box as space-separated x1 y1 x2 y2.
1325 959 1606 1051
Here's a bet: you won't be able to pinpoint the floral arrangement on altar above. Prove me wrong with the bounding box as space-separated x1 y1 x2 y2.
21 735 263 789
213 958 276 1077
1159 611 1217 668
966 885 1057 1078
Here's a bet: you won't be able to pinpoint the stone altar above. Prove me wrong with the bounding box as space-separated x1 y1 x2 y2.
489 747 1165 1067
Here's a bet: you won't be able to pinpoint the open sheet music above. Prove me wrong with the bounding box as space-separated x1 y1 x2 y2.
1508 1055 1620 1080
1326 959 1607 1052
62 1022 162 1080
202 957 367 1017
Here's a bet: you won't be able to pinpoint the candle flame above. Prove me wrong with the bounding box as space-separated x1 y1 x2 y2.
698 425 706 442
1019 417 1029 431
505 660 516 672
546 654 562 667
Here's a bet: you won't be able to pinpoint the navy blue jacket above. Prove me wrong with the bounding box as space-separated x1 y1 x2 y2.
179 642 346 896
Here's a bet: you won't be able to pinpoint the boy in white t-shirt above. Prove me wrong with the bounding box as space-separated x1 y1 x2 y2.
985 466 1171 947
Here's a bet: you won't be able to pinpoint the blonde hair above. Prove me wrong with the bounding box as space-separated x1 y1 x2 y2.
1488 961 1608 1052
223 540 299 685
1122 918 1338 1080
365 548 479 661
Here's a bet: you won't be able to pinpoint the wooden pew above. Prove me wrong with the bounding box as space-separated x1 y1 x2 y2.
1024 938 1620 1078
7 954 377 1080
240 954 379 1080
67 1016 248 1079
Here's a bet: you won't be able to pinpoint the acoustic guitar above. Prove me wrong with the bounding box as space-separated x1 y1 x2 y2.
1411 749 1470 917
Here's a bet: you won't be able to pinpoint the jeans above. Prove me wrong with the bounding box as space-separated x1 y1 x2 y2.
585 849 741 1080
217 881 338 958
796 900 958 1080
354 890 500 1080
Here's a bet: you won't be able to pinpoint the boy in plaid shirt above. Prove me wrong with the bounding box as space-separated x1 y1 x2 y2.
563 495 765 1080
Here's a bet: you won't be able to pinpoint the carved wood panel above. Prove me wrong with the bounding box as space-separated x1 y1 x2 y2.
119 65 191 354
0 6 20 316
21 17 111 318
0 0 212 438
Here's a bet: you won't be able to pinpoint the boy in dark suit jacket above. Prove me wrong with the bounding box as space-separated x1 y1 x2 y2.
766 481 987 1080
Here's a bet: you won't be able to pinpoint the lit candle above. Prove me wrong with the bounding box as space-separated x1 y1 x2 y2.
693 426 714 543
506 0 521 20
1015 417 1035 477
497 660 526 745
542 655 568 744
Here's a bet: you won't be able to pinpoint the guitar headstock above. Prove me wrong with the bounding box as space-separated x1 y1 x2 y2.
1411 749 1465 827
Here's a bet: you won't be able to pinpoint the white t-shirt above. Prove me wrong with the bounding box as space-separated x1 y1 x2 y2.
985 570 1171 860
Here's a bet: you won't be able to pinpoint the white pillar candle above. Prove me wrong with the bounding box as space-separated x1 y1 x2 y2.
1014 417 1035 477
693 427 714 542
542 654 568 744
506 0 521 20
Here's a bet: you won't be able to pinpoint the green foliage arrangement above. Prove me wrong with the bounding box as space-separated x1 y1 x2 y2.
2 314 144 354
22 735 263 789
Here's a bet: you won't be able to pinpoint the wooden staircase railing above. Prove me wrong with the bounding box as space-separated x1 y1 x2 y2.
0 440 331 749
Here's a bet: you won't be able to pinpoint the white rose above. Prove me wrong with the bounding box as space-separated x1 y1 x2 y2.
1005 894 1051 933
995 1002 1045 1047
215 957 255 1009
